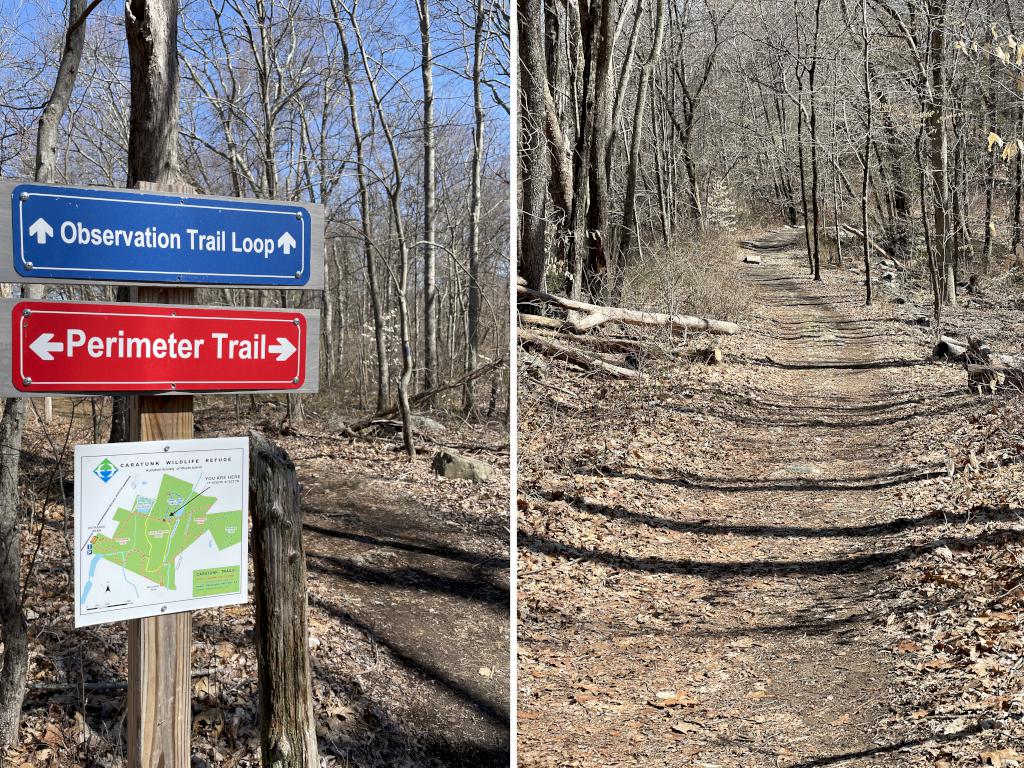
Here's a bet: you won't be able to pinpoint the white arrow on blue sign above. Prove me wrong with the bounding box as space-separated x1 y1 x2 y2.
0 180 324 289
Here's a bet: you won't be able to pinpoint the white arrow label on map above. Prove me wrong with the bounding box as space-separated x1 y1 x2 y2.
28 218 53 245
30 333 64 361
277 231 296 255
267 337 296 362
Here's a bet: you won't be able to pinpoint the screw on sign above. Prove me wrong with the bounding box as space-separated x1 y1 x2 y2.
12 301 307 393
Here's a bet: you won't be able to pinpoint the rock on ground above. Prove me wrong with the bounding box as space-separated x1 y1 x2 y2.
433 450 495 482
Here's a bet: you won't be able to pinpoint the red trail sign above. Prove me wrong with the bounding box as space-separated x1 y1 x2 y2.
10 300 314 394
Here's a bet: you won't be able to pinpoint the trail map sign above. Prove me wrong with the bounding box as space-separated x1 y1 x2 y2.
1 299 320 396
0 179 324 288
74 437 249 628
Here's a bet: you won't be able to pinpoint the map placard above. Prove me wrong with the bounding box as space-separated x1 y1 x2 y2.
74 437 249 627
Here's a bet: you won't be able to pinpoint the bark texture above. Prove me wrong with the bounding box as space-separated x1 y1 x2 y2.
0 0 89 745
517 0 550 295
250 432 319 768
0 398 28 747
518 285 740 335
125 0 180 185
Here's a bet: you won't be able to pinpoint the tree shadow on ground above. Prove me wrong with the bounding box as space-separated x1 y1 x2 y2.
591 465 948 492
311 657 508 768
308 593 510 767
755 357 932 370
305 549 507 610
665 393 974 429
759 331 905 342
518 527 1022 580
529 489 1022 541
709 388 967 414
304 522 503 570
782 720 1000 767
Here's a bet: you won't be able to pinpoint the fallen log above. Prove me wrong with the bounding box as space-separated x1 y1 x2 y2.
348 360 503 432
933 335 1004 367
517 285 739 336
840 224 902 268
518 328 641 379
519 313 567 331
966 335 994 362
933 335 968 361
566 334 664 356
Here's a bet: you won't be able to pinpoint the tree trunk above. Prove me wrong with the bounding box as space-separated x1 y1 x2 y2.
125 0 180 186
463 0 487 415
861 0 872 305
918 120 942 327
794 69 812 274
616 0 667 293
983 66 996 270
808 0 822 281
0 0 89 745
577 0 616 301
517 0 550 296
417 0 438 402
0 397 28 748
335 9 389 412
927 0 954 305
348 6 416 455
250 432 319 768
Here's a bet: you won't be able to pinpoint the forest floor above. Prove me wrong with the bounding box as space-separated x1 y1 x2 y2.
518 227 1024 767
3 399 510 768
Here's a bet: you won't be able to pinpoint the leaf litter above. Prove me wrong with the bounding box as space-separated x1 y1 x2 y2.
518 231 1024 767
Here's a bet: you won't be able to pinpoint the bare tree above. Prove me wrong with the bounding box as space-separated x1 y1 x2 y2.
0 0 90 745
417 0 439 403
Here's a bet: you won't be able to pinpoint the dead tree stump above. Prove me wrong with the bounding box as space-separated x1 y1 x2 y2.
250 431 319 768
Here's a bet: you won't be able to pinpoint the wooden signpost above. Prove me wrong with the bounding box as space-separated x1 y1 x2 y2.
130 265 194 768
3 174 323 767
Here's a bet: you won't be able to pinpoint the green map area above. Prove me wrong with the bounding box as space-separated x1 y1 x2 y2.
89 474 242 590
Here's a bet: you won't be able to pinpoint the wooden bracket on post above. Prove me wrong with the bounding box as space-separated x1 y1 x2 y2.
126 180 195 768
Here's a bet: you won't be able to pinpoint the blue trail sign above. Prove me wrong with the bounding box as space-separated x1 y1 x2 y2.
0 180 324 289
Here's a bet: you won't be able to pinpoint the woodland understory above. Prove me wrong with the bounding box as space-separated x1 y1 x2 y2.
5 396 511 768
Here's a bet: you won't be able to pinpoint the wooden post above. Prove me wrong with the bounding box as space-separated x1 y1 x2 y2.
249 431 319 768
127 182 194 768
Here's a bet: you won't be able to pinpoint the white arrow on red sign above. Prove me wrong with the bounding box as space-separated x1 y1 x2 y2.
10 300 316 395
29 332 63 360
267 337 296 361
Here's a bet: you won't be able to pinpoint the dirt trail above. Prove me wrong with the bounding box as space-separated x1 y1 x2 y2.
518 230 978 766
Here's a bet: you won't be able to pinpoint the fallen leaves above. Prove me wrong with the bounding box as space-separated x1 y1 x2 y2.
981 747 1022 767
518 246 1024 767
649 690 698 708
670 721 702 735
